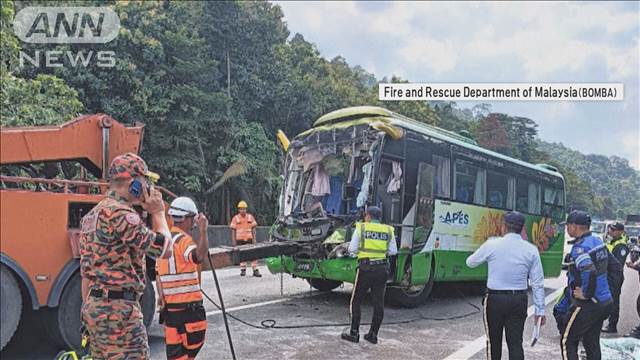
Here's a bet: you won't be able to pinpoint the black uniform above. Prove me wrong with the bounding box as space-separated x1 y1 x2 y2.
349 260 388 338
604 235 629 331
625 242 640 338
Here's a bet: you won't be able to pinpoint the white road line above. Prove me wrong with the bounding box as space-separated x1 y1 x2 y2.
443 286 565 360
205 295 316 317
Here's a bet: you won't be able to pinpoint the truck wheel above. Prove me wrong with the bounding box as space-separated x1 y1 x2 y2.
386 261 435 308
140 276 156 328
46 273 155 350
306 278 342 292
1 264 22 350
45 271 83 350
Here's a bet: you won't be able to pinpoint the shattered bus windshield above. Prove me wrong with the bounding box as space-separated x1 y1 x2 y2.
280 129 382 218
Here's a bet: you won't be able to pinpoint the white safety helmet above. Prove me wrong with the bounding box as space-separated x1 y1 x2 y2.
168 197 198 218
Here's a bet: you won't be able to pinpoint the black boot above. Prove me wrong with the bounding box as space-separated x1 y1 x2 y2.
341 329 359 343
240 268 246 276
253 269 262 277
625 325 640 339
601 323 617 333
364 332 378 344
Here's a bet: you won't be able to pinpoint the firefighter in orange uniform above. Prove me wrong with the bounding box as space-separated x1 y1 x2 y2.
156 197 210 360
230 200 261 277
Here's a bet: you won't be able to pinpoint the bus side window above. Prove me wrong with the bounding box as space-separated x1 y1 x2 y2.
453 159 485 205
433 155 450 198
486 171 510 209
543 186 564 219
515 178 541 214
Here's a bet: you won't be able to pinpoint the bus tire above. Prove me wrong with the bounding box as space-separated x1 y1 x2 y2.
386 261 435 308
1 264 22 350
306 278 342 292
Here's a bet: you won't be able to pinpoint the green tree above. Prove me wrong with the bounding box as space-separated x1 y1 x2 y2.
432 101 474 133
0 0 82 127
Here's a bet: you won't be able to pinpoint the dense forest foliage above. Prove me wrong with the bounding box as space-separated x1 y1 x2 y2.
538 141 639 219
1 0 637 223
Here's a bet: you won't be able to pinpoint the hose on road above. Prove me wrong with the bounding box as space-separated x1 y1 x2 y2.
200 281 481 330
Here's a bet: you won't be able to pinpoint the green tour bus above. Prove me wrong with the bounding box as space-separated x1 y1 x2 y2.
266 106 565 307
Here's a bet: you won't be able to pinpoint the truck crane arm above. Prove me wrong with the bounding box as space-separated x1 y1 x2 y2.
1 114 144 179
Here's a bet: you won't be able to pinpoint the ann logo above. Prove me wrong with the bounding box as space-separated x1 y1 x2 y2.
14 7 120 44
25 12 105 39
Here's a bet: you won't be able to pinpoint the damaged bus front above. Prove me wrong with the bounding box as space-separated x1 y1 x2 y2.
266 107 436 306
266 106 565 307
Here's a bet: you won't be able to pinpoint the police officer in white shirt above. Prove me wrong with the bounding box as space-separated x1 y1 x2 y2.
466 211 546 360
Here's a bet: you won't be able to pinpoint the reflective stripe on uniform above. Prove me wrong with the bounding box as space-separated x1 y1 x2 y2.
575 253 591 267
183 245 197 262
160 272 198 283
161 284 201 295
561 306 581 360
168 233 183 274
349 268 360 318
482 295 490 360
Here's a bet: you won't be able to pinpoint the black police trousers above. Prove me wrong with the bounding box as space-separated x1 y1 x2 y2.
483 292 528 360
561 302 612 360
349 263 387 335
605 276 623 327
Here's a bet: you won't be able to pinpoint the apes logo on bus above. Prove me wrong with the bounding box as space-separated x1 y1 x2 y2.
439 211 469 226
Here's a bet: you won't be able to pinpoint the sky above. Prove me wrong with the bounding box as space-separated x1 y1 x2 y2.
275 1 640 170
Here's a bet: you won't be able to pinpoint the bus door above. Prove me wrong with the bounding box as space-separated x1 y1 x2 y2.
410 162 435 284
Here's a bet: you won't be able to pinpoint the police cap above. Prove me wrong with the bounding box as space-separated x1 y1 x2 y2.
504 211 525 227
563 210 591 226
366 206 382 221
608 222 624 231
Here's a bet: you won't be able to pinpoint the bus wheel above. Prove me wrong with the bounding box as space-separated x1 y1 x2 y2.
1 264 22 350
386 264 435 308
306 278 342 292
140 276 156 328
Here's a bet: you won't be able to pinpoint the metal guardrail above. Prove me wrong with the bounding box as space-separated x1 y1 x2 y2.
203 225 271 247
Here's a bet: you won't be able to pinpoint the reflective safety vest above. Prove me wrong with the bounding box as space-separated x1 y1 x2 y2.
230 213 257 241
156 227 202 304
357 221 394 260
606 234 628 253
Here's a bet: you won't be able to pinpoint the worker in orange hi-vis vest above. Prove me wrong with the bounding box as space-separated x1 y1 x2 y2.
156 197 210 360
230 200 261 277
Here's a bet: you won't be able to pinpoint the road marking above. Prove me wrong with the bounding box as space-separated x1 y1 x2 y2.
205 294 317 317
443 286 565 360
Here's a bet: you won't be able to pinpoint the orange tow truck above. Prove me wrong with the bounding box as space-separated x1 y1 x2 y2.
0 115 300 352
0 115 160 350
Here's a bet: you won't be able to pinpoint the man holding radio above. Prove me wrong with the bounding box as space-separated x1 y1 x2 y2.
80 153 174 359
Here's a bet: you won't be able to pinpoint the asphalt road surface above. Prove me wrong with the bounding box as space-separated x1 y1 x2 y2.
2 266 639 359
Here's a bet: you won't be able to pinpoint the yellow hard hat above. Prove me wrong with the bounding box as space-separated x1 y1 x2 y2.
237 200 248 209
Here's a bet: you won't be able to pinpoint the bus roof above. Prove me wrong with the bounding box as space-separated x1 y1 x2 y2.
310 106 564 180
